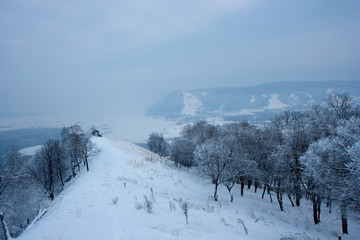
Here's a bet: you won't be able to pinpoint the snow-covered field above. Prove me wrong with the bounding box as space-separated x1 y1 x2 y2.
18 137 360 240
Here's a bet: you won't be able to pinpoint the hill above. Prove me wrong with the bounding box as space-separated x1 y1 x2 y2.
146 81 360 122
17 137 360 240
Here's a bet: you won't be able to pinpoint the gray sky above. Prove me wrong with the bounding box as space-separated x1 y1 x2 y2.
1 0 360 117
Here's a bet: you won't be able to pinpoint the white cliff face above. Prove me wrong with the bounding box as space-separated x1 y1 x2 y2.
181 92 202 116
250 95 256 103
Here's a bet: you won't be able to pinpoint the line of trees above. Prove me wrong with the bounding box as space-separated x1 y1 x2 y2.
0 125 99 239
148 93 360 234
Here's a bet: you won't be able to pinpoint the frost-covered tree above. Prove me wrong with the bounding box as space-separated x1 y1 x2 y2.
346 141 360 213
194 136 236 201
0 173 6 200
307 105 334 140
169 122 218 168
61 125 85 177
224 122 262 196
301 117 360 234
273 112 311 206
0 147 24 236
0 147 41 238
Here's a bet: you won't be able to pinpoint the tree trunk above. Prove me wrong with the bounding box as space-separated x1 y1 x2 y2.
71 159 76 177
247 179 251 189
294 155 301 207
49 161 54 200
85 157 89 171
267 187 272 203
240 180 245 196
262 185 266 199
0 212 11 240
277 191 284 211
226 184 234 203
214 182 218 201
341 206 348 234
317 198 321 222
58 169 64 187
288 194 295 207
327 199 332 213
77 157 81 172
312 196 320 225
295 188 301 207
254 180 258 193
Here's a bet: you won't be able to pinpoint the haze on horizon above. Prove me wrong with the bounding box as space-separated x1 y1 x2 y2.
1 0 359 117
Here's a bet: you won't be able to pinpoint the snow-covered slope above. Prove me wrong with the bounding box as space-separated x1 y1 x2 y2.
18 138 360 240
181 92 203 116
19 145 42 156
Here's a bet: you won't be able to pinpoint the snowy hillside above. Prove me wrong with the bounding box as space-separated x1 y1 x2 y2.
181 92 203 116
18 138 360 240
146 81 360 122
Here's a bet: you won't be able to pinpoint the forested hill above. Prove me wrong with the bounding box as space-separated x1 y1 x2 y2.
146 81 360 122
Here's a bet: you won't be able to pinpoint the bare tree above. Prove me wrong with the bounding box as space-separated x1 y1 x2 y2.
0 147 26 234
170 137 195 168
327 92 352 120
30 140 67 200
81 138 99 171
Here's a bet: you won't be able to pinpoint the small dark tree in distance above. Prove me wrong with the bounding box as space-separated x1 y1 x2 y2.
147 132 168 158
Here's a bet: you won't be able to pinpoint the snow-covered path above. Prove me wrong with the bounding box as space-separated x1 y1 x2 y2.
18 138 360 240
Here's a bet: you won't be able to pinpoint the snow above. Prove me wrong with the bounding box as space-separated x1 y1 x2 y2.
224 109 261 116
181 92 202 116
19 145 42 156
289 93 299 101
250 95 256 103
327 88 334 94
266 94 289 110
17 137 360 240
225 93 290 116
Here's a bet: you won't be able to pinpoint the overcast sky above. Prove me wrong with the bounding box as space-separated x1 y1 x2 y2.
1 0 359 117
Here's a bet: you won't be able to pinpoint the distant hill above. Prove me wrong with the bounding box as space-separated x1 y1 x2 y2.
146 81 360 122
